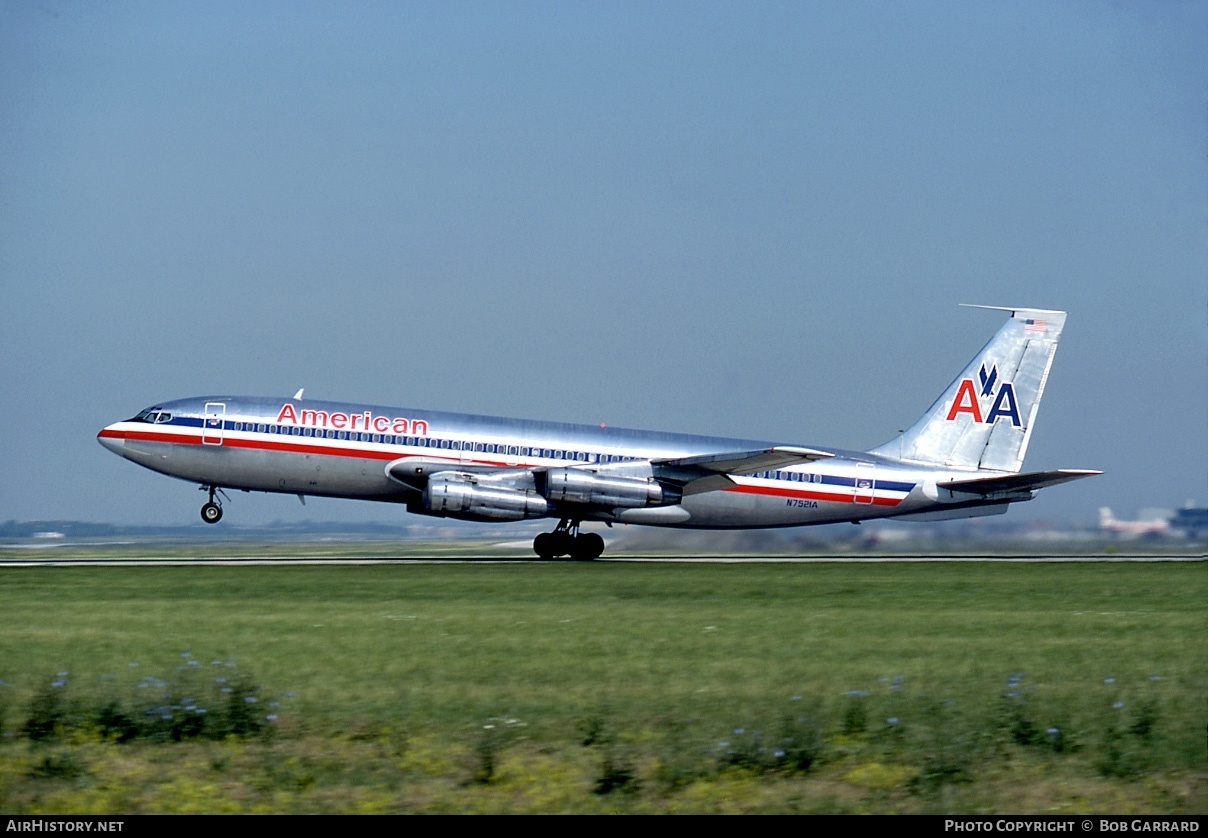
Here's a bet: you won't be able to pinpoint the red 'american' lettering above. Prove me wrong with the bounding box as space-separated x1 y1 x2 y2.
275 403 429 435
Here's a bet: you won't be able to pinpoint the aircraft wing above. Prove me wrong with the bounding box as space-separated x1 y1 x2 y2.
653 446 835 495
938 469 1102 497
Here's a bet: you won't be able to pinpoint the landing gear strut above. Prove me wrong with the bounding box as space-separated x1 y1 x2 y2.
533 518 605 561
200 485 223 524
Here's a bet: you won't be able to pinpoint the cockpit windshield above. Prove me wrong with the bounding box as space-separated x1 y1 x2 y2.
130 407 172 424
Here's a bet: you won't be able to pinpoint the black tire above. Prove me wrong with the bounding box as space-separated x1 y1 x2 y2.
549 531 575 558
533 532 556 559
572 532 605 560
201 502 223 524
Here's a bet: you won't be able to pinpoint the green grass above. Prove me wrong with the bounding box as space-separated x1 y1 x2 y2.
0 560 1203 812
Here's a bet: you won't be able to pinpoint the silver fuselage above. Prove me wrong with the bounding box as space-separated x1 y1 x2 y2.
98 395 1020 528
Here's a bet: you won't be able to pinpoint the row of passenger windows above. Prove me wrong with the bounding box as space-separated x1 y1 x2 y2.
217 422 830 479
228 422 639 464
756 470 826 483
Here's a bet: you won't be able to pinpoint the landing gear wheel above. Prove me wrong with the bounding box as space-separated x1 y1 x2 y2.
533 532 557 560
571 532 605 561
550 531 575 558
200 485 226 524
533 521 605 560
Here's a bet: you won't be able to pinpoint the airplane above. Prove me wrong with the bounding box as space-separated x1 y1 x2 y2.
1098 508 1171 538
97 306 1100 559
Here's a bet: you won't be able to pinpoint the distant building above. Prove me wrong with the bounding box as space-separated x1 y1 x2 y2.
1170 507 1208 540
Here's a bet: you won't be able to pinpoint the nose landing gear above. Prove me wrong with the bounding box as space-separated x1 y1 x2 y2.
200 485 224 524
533 518 605 560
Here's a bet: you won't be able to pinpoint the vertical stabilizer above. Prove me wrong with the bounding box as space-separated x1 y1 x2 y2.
869 306 1066 472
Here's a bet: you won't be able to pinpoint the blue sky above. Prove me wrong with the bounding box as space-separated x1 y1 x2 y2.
2 1 1204 526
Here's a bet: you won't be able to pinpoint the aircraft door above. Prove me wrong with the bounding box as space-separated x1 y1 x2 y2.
202 402 226 445
854 463 875 504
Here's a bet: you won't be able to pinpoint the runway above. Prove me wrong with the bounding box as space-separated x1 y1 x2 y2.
0 553 1201 567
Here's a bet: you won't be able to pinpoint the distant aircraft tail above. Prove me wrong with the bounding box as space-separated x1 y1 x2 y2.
868 306 1066 473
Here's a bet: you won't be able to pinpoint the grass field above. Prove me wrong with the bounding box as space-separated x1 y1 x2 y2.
0 557 1202 813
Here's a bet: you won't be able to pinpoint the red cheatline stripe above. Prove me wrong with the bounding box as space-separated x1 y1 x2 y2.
100 428 514 467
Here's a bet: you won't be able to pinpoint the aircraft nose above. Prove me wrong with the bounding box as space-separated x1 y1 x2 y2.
97 425 125 456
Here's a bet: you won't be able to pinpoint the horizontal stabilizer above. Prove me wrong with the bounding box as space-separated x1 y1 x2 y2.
938 468 1101 496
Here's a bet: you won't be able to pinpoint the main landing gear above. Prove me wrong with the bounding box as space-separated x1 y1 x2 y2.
200 485 224 524
533 518 605 561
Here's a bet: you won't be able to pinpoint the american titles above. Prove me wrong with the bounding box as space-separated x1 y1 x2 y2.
275 403 429 435
945 364 1021 427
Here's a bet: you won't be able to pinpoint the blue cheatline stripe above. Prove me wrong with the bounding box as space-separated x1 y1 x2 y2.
819 474 915 493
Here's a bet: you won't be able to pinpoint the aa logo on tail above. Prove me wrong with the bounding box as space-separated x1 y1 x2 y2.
945 364 1021 426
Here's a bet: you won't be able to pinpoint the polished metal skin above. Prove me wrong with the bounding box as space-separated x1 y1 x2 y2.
98 307 1098 557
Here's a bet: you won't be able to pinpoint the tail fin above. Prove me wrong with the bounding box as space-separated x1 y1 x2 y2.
869 306 1066 472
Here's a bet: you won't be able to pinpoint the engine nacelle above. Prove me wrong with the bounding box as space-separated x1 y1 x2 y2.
424 473 550 521
541 468 680 508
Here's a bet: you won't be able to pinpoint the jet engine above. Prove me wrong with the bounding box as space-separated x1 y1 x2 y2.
423 472 550 521
540 468 681 508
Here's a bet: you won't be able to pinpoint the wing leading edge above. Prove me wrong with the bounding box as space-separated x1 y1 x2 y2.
653 446 835 496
